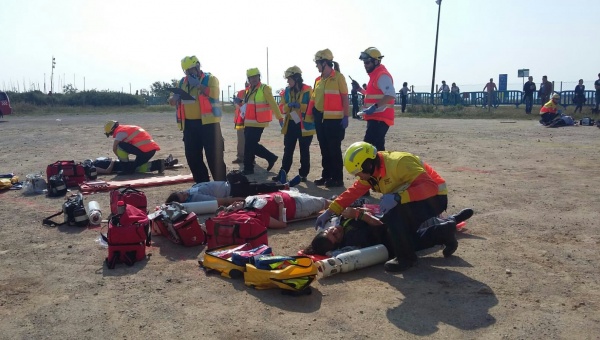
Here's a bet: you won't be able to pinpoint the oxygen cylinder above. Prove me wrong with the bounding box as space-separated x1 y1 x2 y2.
316 244 389 278
88 200 102 226
181 200 219 215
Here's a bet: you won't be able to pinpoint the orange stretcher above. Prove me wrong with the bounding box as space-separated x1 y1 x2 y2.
79 174 194 194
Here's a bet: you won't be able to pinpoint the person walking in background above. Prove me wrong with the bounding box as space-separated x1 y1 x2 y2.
232 82 249 164
168 55 226 183
352 47 395 152
241 68 284 175
573 79 586 114
438 80 450 105
400 82 410 113
523 76 536 114
276 66 314 183
594 73 600 113
483 78 497 108
450 82 460 105
307 48 349 188
351 88 360 119
539 75 553 106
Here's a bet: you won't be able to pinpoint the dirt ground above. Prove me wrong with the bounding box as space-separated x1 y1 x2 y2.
1 110 599 340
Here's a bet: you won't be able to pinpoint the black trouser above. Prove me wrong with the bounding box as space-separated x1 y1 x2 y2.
364 120 390 151
104 159 163 173
244 126 277 172
116 142 156 174
183 119 226 183
313 108 345 181
596 91 600 110
524 94 533 113
282 121 313 178
229 181 286 197
540 112 558 126
382 195 447 262
401 95 407 112
351 98 359 118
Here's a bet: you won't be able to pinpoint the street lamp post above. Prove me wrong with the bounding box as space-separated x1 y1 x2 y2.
430 0 442 105
228 85 231 103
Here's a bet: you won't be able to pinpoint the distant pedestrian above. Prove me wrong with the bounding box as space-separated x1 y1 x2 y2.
351 89 360 118
438 80 450 105
523 76 536 114
594 73 600 113
400 82 410 113
539 75 553 105
450 82 460 105
573 79 586 114
483 78 497 108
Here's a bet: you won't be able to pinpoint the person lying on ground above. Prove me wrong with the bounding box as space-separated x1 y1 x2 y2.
221 190 332 229
165 170 300 206
91 154 178 175
305 206 473 258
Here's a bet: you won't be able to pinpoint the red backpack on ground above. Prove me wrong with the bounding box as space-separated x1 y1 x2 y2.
102 204 151 269
205 210 268 249
150 202 206 247
110 186 147 214
46 160 86 187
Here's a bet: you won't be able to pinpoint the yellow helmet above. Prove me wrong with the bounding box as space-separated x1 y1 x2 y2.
314 49 333 62
359 47 384 61
181 56 200 72
104 120 119 137
344 142 378 175
284 66 302 79
247 68 260 77
552 93 560 99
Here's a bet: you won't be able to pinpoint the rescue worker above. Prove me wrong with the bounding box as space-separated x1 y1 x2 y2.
315 142 463 272
103 121 161 174
168 55 226 183
539 93 561 126
232 82 249 164
242 68 284 175
351 47 395 152
275 66 314 183
307 48 349 188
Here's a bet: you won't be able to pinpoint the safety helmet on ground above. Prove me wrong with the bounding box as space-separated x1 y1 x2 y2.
314 49 334 62
343 142 378 175
104 120 119 137
247 68 261 77
359 47 384 61
284 66 302 79
552 93 560 100
181 56 201 72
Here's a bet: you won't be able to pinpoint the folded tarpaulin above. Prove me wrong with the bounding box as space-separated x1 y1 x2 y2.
79 174 194 194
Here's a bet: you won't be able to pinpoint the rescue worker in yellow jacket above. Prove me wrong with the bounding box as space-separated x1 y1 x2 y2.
241 68 284 175
352 47 396 151
103 120 161 174
539 93 561 126
315 142 470 272
306 48 350 188
232 82 249 164
168 55 226 183
275 66 315 182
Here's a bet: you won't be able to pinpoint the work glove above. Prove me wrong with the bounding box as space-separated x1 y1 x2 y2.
379 193 400 215
233 97 242 105
340 116 349 129
279 118 284 128
187 75 201 87
361 104 378 115
315 210 333 231
288 102 300 109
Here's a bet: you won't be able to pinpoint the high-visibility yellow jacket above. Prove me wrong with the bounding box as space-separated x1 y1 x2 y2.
175 72 221 131
540 99 559 115
244 83 283 128
309 69 348 120
279 84 315 136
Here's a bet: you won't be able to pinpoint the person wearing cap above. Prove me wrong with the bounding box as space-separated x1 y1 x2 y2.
315 141 466 272
242 68 284 175
539 93 562 126
275 66 314 183
232 82 250 164
103 121 161 174
168 55 226 183
307 48 350 188
351 47 396 152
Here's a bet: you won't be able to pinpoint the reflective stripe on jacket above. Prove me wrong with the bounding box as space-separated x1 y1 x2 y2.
244 83 283 128
363 64 395 126
540 100 558 115
280 84 315 136
312 70 345 120
114 125 160 152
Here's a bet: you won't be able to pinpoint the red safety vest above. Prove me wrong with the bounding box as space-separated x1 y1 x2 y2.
234 88 246 129
245 83 273 125
363 65 395 126
113 125 160 152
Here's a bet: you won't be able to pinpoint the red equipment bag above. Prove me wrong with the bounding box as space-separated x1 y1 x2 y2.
151 204 206 247
205 210 268 249
46 160 86 187
110 186 147 214
102 204 151 269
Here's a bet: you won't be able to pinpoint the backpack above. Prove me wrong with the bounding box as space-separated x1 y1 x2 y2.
46 160 86 187
43 193 89 227
47 170 67 197
580 117 595 126
82 159 98 180
205 210 268 249
102 204 151 269
244 256 318 294
110 186 147 214
150 202 206 247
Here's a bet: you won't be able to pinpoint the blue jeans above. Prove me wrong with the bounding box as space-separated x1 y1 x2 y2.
524 95 533 114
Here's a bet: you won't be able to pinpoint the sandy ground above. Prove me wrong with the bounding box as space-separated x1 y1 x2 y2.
0 110 599 340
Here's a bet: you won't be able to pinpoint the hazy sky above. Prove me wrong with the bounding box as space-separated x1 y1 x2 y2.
1 0 599 95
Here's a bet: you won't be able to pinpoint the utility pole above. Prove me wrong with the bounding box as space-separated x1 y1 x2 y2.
430 0 442 105
50 56 56 94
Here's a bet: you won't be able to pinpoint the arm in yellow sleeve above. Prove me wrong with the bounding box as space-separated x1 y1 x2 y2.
206 75 220 101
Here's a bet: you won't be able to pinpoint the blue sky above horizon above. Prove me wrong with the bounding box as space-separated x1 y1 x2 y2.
1 0 598 95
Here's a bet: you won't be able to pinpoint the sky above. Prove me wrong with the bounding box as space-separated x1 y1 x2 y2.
1 0 599 96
